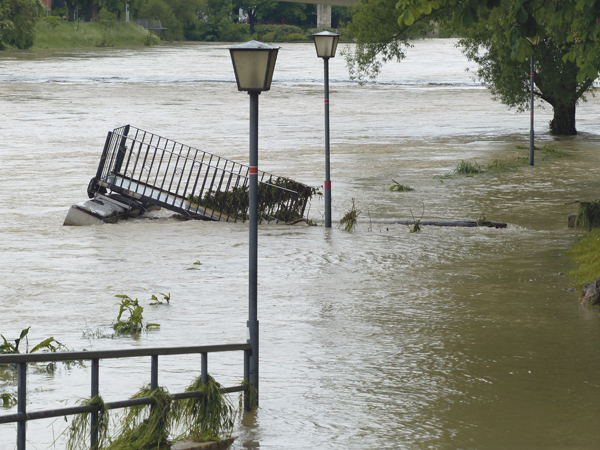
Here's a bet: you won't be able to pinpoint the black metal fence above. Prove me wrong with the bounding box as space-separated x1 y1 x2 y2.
0 343 251 450
88 125 313 223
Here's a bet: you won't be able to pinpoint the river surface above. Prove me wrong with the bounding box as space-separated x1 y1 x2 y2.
1 39 600 449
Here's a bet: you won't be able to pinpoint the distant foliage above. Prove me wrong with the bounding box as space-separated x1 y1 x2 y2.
0 0 44 50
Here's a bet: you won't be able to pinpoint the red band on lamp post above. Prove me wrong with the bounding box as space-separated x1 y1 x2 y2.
325 181 331 189
249 167 258 174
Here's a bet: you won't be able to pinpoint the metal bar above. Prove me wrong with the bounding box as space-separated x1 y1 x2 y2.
244 349 251 411
17 362 26 450
166 143 183 194
158 141 177 192
151 355 158 392
248 92 260 405
0 343 251 365
113 124 130 174
174 145 192 197
0 386 246 424
182 148 200 207
91 358 99 450
95 132 113 181
324 57 332 227
201 353 208 385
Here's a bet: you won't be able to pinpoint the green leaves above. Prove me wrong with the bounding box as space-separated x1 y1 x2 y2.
113 295 161 334
396 0 441 27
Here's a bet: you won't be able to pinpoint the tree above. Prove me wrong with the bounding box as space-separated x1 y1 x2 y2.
235 0 277 34
346 0 600 135
0 0 44 49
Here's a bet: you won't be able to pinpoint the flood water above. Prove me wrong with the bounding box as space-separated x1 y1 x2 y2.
1 39 600 449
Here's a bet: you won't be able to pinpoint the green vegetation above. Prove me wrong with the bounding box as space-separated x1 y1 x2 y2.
339 198 361 232
408 203 424 233
1 327 64 354
108 386 172 449
345 0 600 135
454 160 483 176
149 293 171 306
172 375 236 442
33 21 160 50
568 229 600 290
575 201 600 232
113 295 160 334
390 180 414 192
64 375 239 448
66 396 110 450
0 0 43 49
0 393 17 408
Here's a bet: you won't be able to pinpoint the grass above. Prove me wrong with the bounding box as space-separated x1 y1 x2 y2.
454 160 483 175
568 229 600 290
434 145 563 180
33 21 160 50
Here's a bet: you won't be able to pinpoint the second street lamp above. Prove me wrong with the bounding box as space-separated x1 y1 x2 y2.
229 40 279 408
312 31 340 228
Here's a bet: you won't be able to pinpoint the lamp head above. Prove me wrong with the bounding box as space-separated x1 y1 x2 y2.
312 31 340 59
229 40 280 92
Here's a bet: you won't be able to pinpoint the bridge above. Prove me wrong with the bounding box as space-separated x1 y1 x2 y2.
268 0 359 28
65 125 314 226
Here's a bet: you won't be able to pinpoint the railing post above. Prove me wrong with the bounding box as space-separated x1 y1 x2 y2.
90 358 99 450
201 352 208 385
151 355 158 392
243 349 251 411
17 362 26 450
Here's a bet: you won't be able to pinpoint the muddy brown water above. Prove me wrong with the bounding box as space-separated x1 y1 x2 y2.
1 40 600 449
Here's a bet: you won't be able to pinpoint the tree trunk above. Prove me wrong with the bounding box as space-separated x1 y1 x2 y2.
85 2 100 21
549 101 577 135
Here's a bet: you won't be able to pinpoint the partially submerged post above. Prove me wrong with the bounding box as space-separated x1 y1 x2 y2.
312 30 340 229
229 40 280 408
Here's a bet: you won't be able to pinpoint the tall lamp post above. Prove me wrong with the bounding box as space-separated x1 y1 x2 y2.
527 36 540 166
312 31 340 228
229 40 279 407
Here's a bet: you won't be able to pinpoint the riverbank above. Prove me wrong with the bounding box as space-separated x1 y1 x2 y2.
32 21 160 50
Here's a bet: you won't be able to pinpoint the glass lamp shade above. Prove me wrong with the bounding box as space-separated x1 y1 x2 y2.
312 31 340 59
229 40 280 92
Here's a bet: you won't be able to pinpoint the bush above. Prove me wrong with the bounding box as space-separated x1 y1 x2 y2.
283 32 309 41
254 24 305 41
261 32 275 42
42 16 61 28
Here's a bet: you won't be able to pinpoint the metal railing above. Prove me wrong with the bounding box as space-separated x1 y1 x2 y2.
0 343 252 450
88 125 313 223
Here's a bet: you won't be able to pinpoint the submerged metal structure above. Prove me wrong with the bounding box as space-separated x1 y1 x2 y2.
67 125 314 225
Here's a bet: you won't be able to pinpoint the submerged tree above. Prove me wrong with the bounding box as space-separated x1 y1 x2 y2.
346 0 600 135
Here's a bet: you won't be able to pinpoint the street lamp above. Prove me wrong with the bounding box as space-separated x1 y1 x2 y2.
526 36 541 166
229 40 279 407
312 31 340 228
